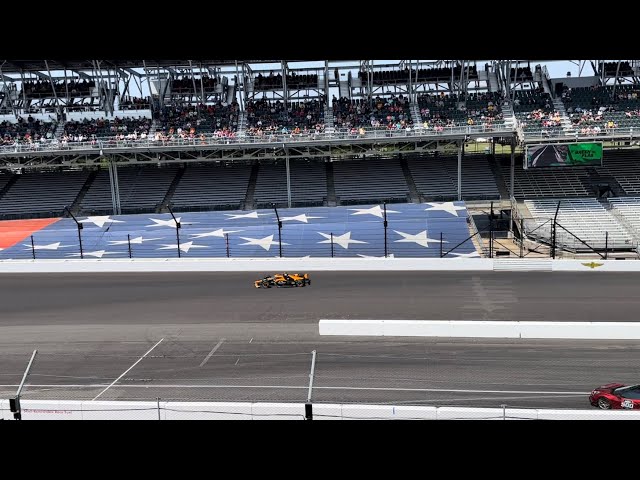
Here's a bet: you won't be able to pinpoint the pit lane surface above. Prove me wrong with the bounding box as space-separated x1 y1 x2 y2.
1 271 638 411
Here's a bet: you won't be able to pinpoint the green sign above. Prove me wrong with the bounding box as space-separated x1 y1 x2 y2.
526 142 603 168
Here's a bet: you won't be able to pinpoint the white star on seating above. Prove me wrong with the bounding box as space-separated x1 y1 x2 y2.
157 241 208 253
357 254 395 258
349 204 401 218
146 217 195 228
190 228 242 239
317 231 367 249
424 202 466 217
225 211 272 220
393 230 445 248
449 251 482 258
22 242 71 251
79 216 125 228
238 235 289 251
108 236 163 245
281 213 324 223
67 250 119 258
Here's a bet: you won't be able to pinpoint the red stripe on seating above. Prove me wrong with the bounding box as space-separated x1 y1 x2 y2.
0 218 61 249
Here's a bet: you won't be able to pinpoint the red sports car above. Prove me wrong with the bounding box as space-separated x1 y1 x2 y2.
589 383 640 409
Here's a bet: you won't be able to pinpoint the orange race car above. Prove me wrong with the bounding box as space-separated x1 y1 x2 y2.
254 273 311 288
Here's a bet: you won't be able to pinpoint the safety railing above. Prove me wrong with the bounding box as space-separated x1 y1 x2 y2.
0 124 516 156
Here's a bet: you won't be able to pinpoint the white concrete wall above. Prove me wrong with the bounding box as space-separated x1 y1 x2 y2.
319 320 640 340
2 258 640 273
0 399 9 420
0 258 495 273
3 399 639 420
163 402 253 420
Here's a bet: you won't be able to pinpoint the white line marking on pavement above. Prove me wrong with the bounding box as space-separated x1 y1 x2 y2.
199 339 226 367
250 338 253 343
235 359 239 366
91 338 164 401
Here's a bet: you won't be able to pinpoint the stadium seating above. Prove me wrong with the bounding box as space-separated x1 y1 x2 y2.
170 163 252 211
596 149 640 195
253 160 327 208
0 116 57 145
63 116 152 141
245 98 325 133
500 157 591 199
607 197 640 238
80 165 187 216
408 154 500 201
79 169 115 215
333 96 412 130
332 158 410 205
525 198 634 250
0 170 89 219
155 102 240 136
512 89 562 136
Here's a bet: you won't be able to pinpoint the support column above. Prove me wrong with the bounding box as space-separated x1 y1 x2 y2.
285 149 291 208
457 140 463 201
509 136 516 234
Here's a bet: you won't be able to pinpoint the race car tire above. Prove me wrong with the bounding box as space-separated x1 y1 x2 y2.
597 397 612 410
261 281 269 288
296 280 304 287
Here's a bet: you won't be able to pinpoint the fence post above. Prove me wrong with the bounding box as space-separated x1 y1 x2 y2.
440 232 443 258
383 202 388 258
520 219 524 258
330 232 334 258
64 206 84 259
604 231 608 260
225 233 230 258
127 234 132 259
166 204 181 258
501 404 506 420
31 235 36 260
157 397 161 420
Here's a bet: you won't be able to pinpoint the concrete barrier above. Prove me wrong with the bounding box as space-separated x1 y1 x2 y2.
0 258 494 273
319 320 640 339
251 403 303 420
0 399 9 420
2 258 640 273
80 401 160 420
552 260 640 272
3 399 638 419
163 402 253 420
519 321 640 339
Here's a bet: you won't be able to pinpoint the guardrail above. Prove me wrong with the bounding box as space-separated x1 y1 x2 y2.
0 124 515 157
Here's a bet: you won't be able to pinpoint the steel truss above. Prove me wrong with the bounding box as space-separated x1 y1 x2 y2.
0 133 513 170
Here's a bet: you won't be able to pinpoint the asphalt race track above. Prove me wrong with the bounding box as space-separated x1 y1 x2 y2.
1 271 639 412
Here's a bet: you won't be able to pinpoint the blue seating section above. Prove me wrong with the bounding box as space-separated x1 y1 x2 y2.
0 202 478 259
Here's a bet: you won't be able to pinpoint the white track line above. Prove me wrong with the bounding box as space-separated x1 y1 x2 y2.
91 338 164 401
199 339 226 367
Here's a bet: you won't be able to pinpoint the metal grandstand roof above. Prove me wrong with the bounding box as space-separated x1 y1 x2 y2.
0 60 281 73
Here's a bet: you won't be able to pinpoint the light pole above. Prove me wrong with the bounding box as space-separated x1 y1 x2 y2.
273 203 282 258
64 205 84 259
166 203 182 258
383 202 388 258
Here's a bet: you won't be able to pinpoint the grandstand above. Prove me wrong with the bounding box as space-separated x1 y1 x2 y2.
0 59 639 258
